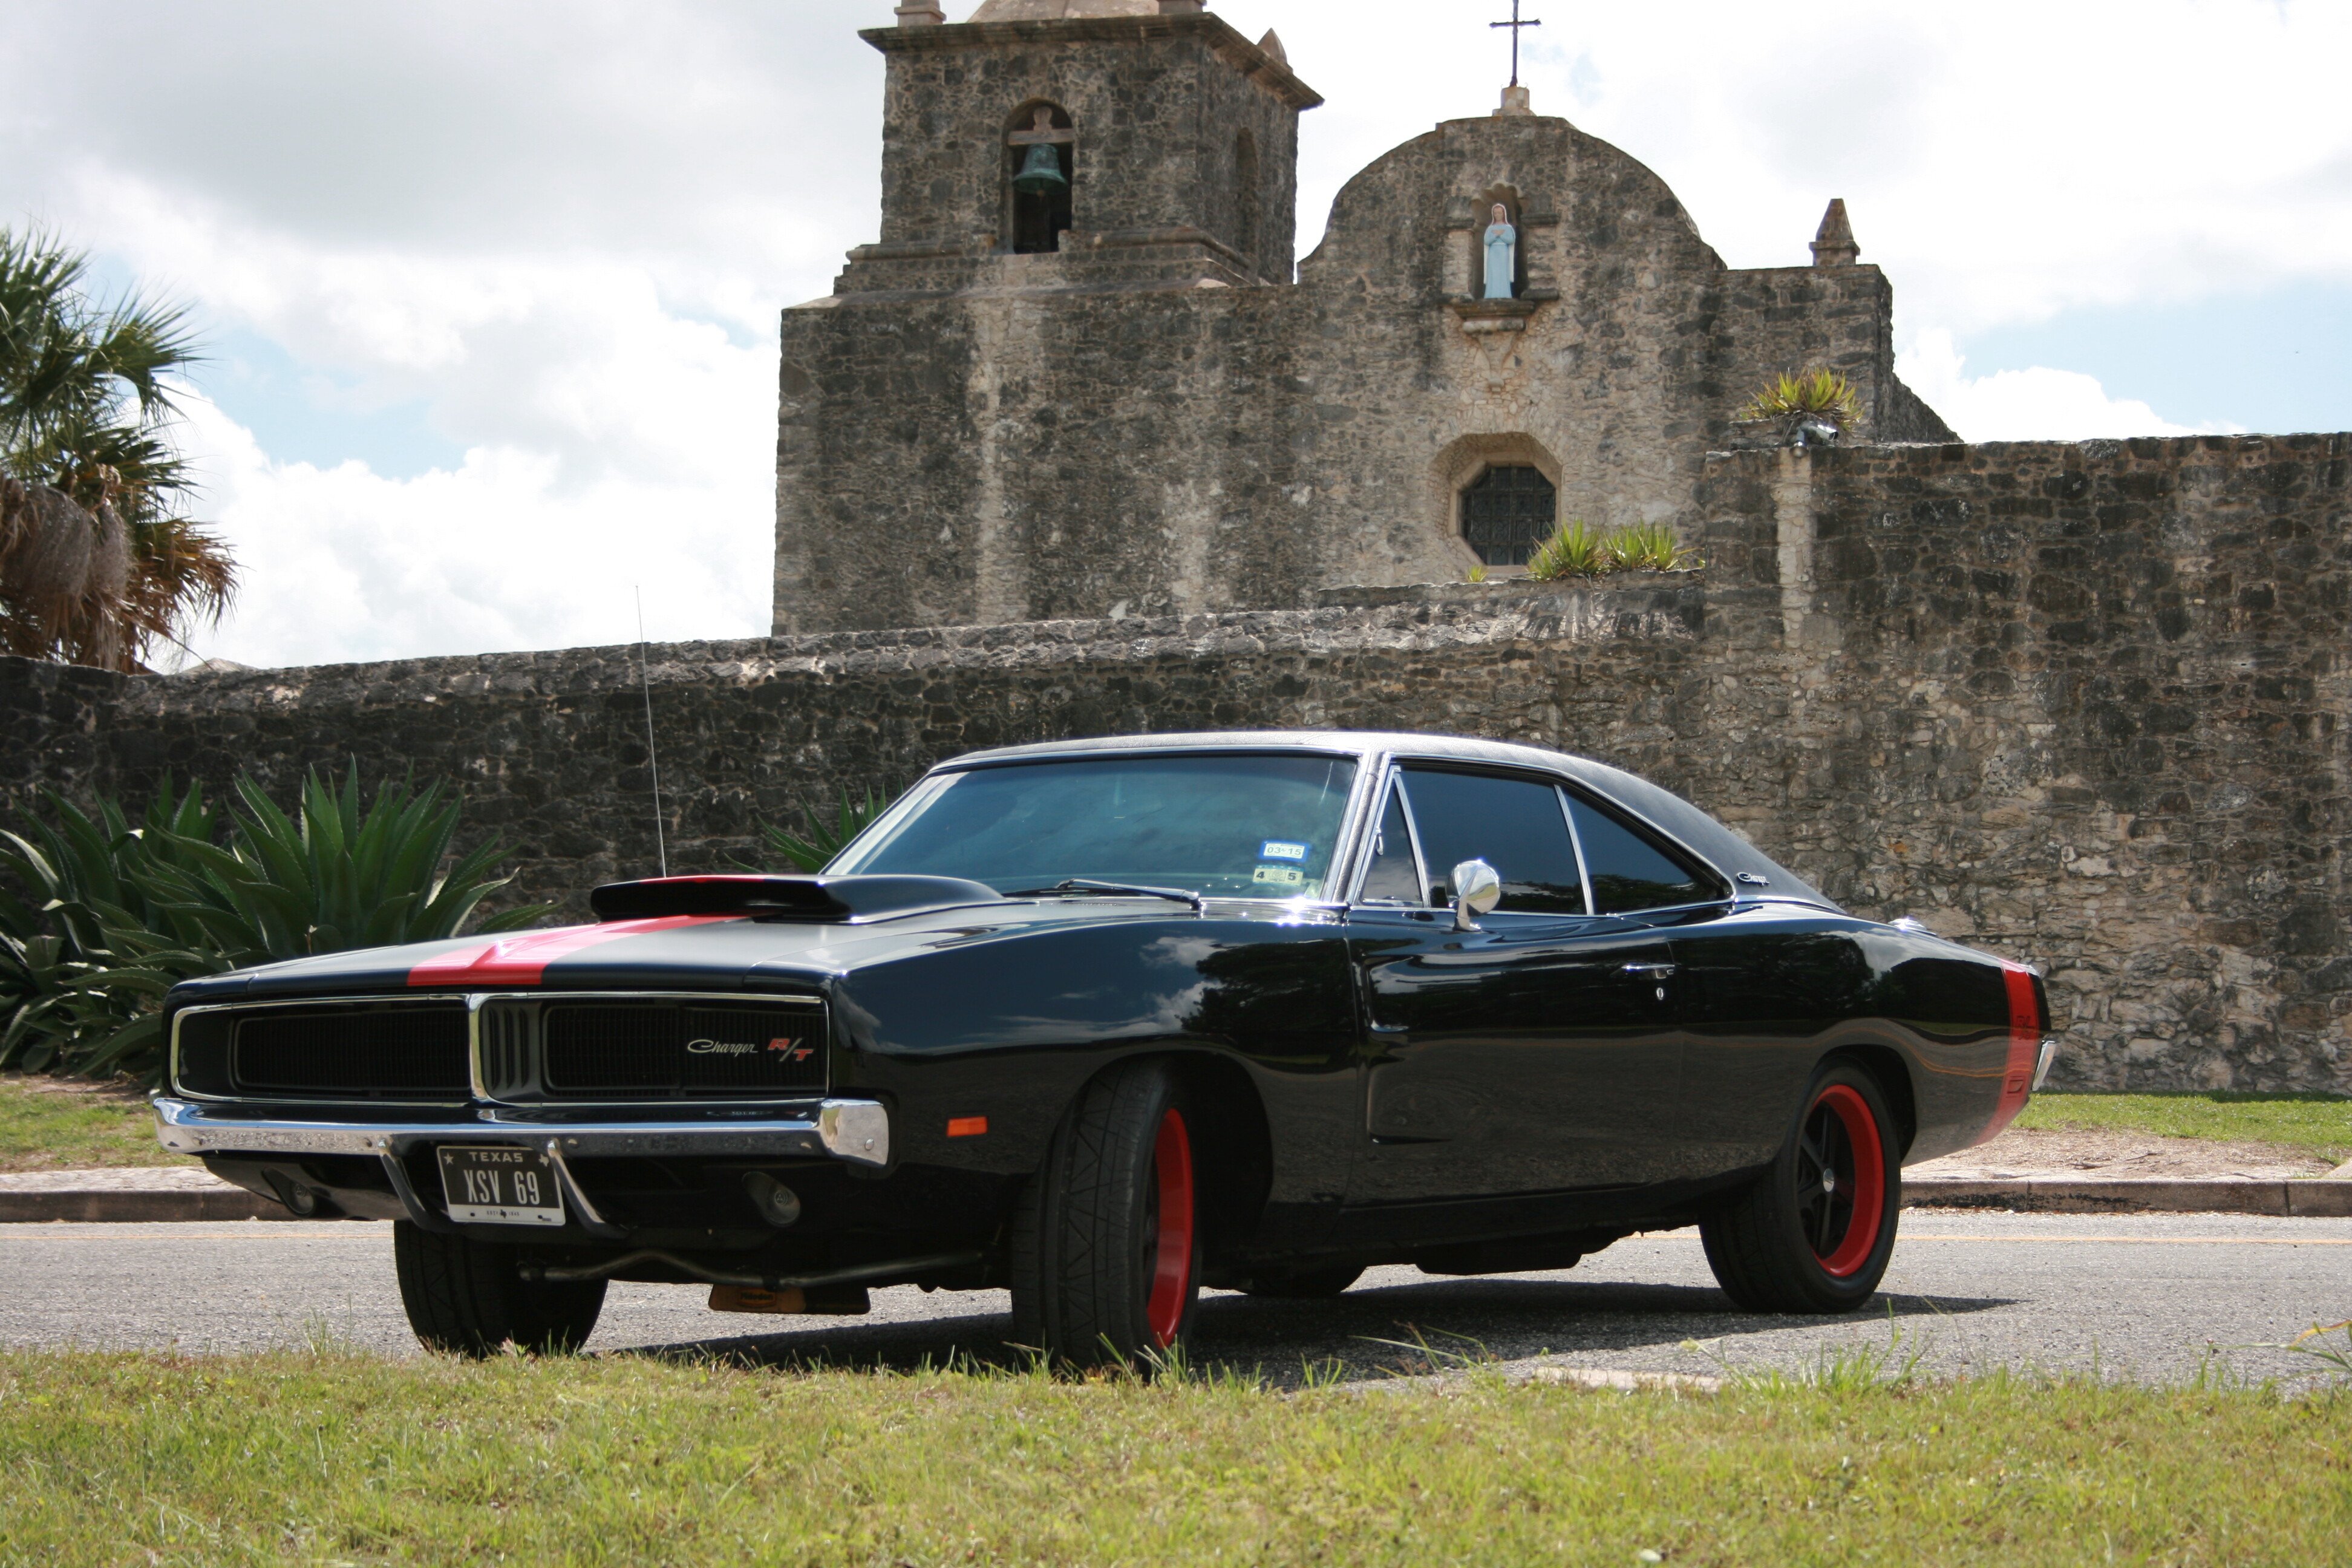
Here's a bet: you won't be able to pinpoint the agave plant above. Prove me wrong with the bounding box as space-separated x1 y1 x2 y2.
1739 368 1862 426
0 768 544 1078
1526 518 1610 581
750 785 899 874
1602 521 1704 573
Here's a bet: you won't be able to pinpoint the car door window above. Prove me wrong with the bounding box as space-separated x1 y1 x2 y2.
1398 768 1586 915
1357 782 1425 904
1565 793 1716 913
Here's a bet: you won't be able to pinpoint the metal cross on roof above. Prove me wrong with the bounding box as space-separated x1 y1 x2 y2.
1491 0 1542 87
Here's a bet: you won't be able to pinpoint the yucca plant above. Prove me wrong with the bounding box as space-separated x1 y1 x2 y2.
1526 518 1610 581
1739 368 1861 425
0 768 544 1078
1602 521 1703 573
750 785 899 874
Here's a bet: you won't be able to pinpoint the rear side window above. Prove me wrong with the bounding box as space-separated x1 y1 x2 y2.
1565 794 1716 913
1398 768 1586 915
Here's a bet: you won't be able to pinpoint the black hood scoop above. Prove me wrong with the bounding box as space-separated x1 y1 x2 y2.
588 874 1004 924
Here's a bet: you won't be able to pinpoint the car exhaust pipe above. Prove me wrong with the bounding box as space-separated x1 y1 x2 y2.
517 1247 981 1292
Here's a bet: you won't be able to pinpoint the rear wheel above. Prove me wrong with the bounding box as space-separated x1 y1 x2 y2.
1699 1062 1900 1313
392 1222 607 1357
1008 1060 1201 1367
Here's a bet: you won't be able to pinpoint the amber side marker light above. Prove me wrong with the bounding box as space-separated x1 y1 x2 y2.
946 1116 989 1138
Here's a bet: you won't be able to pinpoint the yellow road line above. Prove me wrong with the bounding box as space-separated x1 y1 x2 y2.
1622 1228 2352 1247
1902 1234 2352 1246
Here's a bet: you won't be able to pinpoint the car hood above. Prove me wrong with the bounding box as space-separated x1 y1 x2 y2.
162 897 1307 1008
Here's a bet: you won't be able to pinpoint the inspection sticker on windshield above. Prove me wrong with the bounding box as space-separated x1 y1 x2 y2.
1253 864 1305 887
1259 840 1308 862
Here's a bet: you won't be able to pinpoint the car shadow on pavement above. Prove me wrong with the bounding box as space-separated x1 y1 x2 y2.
611 1275 2013 1388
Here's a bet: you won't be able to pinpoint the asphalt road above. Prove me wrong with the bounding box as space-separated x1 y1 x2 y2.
5 1210 2348 1387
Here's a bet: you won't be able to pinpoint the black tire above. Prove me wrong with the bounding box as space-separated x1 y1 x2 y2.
392 1222 607 1357
1699 1061 1902 1313
1235 1263 1364 1299
1007 1059 1202 1368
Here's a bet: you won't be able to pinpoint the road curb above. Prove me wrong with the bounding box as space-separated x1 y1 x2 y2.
1905 1177 2352 1217
0 1187 292 1223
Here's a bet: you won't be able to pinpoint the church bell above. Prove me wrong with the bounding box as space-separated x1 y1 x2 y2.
1011 143 1068 194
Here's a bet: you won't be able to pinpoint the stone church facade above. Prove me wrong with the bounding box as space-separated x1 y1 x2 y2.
773 0 1956 634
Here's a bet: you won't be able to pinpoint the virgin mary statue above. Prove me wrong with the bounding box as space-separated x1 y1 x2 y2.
1483 203 1517 300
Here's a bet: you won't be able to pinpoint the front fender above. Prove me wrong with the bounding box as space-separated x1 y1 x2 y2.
808 917 1361 1192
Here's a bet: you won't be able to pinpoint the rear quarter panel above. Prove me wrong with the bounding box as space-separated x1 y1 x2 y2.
1674 907 2038 1172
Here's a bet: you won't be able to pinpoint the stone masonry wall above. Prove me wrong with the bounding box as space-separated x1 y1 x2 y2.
11 433 2352 1094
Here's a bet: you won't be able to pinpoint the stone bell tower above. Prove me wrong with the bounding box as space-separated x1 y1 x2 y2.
852 0 1320 288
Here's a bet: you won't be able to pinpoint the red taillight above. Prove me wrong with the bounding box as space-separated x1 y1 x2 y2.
1971 965 2044 1145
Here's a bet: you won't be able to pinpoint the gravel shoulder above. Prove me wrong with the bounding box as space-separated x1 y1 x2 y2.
1910 1125 2341 1181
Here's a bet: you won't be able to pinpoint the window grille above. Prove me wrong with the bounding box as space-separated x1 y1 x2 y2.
1460 465 1556 566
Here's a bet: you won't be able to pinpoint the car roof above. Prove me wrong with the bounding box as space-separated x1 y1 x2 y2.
933 730 1840 912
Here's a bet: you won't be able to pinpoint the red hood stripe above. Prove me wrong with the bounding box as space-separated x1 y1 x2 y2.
406 915 742 987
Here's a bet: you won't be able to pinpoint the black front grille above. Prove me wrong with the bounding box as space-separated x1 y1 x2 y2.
231 1003 471 1099
542 1001 823 1099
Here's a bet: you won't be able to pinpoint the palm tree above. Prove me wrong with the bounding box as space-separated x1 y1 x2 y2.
0 228 234 671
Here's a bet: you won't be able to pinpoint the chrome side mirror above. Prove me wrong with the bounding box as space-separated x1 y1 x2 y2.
1451 858 1502 930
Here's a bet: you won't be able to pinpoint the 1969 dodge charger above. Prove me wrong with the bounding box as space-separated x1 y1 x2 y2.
154 731 2056 1362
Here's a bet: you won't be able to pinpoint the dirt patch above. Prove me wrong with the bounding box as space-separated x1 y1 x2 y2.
1911 1125 2339 1181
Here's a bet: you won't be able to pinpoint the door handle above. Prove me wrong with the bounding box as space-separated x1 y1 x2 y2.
1620 962 1677 976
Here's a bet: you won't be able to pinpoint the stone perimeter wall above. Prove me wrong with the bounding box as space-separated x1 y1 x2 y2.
8 433 2350 1093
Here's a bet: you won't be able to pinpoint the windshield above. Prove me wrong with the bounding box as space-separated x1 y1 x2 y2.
835 754 1360 899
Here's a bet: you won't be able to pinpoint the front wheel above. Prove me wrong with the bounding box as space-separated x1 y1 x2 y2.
1699 1062 1901 1313
1008 1060 1201 1367
392 1222 607 1357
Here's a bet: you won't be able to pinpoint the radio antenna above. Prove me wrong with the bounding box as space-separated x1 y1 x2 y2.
635 587 668 878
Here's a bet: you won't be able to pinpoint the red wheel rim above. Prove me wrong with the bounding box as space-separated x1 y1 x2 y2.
1145 1107 1195 1347
1798 1083 1885 1278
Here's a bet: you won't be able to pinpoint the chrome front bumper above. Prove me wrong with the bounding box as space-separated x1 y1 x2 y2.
153 1096 891 1169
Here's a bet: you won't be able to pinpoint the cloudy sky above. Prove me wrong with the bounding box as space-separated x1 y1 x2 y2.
3 1 2347 670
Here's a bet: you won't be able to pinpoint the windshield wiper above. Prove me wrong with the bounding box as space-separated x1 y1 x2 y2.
1008 878 1206 913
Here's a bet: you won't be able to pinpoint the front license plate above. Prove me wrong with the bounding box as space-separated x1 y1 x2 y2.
438 1145 566 1227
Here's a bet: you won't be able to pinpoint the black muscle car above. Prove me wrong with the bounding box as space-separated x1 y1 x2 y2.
155 731 2056 1362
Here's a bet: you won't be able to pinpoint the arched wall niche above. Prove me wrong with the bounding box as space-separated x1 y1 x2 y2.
1004 100 1076 255
1430 432 1562 573
1471 183 1527 299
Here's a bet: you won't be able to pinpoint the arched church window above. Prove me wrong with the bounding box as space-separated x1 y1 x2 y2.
1007 103 1074 255
1234 128 1261 273
1460 464 1556 567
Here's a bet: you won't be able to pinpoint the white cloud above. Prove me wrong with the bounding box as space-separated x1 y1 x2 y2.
176 391 772 668
1895 330 2240 443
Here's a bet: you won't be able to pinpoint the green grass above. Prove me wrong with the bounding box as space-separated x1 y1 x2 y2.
0 1072 185 1173
2016 1091 2352 1164
0 1351 2345 1564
